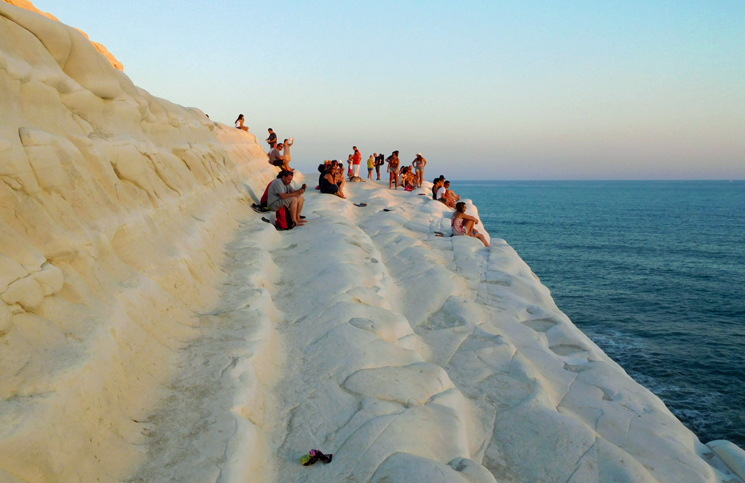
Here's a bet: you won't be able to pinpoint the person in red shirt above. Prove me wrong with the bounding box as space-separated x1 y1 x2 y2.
352 146 362 178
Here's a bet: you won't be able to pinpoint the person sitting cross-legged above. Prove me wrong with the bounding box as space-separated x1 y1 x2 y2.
267 170 306 225
452 202 489 247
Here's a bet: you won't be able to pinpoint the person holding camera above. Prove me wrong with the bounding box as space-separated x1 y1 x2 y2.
266 170 307 225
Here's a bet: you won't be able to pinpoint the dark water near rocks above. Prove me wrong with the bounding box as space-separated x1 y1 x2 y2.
456 180 745 447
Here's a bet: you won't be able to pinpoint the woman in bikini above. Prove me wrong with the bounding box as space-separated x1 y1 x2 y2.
452 202 489 247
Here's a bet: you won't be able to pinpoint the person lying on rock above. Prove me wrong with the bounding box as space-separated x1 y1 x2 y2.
452 202 489 247
267 170 306 225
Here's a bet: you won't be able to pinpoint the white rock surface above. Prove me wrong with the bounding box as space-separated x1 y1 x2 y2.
1 3 744 483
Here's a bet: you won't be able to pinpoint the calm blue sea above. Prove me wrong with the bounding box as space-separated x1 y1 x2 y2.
456 180 745 447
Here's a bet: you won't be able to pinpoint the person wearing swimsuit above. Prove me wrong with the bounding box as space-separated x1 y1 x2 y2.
451 202 489 247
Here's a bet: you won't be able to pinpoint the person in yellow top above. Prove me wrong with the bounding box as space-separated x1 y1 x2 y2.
367 155 375 179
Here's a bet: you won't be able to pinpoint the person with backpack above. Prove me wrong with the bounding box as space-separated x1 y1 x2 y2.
267 170 306 227
375 153 384 180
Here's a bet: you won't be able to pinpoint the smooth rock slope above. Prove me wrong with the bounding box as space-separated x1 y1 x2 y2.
1 3 744 483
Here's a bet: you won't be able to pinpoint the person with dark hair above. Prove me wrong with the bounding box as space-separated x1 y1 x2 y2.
352 146 362 178
387 151 400 189
319 164 346 198
432 178 443 200
267 170 306 225
235 114 248 131
266 128 277 150
437 180 459 207
376 154 385 180
413 153 427 188
268 143 286 169
452 202 489 247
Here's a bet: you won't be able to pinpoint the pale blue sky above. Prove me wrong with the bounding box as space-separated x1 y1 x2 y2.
35 0 745 179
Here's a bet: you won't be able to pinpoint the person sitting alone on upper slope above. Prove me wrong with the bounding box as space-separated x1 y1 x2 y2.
235 114 249 131
452 202 489 247
267 170 306 225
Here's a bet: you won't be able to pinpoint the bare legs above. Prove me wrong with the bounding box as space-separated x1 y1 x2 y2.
463 219 489 247
389 170 399 189
289 196 306 225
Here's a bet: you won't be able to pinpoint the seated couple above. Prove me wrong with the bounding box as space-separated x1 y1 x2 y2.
433 178 460 208
318 162 346 198
267 170 306 225
452 202 489 247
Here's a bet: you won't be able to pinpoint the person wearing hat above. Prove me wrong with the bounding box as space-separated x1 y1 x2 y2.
413 153 427 188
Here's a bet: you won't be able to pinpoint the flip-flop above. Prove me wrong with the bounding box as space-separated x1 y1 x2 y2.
300 215 306 219
353 203 368 207
383 208 392 212
261 217 272 224
434 231 444 237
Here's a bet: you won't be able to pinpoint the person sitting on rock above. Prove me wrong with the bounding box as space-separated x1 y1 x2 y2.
267 170 306 225
268 143 287 170
235 114 249 131
437 180 459 208
432 177 444 200
452 202 489 247
318 164 346 198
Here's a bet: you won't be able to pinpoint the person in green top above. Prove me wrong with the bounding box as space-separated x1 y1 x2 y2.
367 155 375 179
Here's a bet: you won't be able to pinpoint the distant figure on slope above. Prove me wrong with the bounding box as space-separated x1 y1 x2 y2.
413 153 427 188
266 128 277 150
452 202 489 247
235 114 249 131
367 155 375 180
283 138 294 168
352 146 362 178
387 151 400 189
267 170 306 226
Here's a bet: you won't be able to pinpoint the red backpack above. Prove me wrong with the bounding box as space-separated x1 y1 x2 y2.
275 206 295 230
260 182 272 208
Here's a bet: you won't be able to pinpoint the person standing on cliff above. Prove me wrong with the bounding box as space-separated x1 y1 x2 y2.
352 146 362 178
413 153 427 188
387 151 400 189
266 128 277 151
375 153 384 180
283 138 294 169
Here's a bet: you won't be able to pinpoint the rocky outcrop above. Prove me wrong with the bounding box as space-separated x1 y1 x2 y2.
1 0 124 71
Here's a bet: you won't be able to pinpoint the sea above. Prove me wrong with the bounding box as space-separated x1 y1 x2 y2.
455 180 745 447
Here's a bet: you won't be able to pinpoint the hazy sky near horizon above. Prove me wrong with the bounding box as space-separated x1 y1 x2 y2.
34 0 745 179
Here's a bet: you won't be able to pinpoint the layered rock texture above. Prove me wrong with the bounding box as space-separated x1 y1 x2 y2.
1 3 744 483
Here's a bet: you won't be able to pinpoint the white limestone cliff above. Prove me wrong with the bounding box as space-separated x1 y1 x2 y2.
1 3 744 483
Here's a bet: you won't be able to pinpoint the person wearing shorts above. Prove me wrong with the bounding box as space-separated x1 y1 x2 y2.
413 153 427 188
